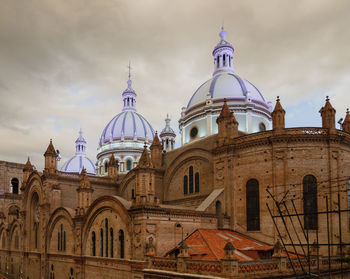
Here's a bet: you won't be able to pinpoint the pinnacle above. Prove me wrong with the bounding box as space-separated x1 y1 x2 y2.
23 157 33 171
272 96 285 113
44 139 57 157
151 132 161 147
138 145 153 168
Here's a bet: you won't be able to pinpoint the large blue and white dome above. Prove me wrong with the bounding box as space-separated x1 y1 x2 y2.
179 27 272 145
97 77 155 175
61 130 96 175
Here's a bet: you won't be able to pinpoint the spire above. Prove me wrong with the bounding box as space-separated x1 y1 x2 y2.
75 129 87 156
212 27 234 76
342 108 350 133
217 99 236 123
320 96 336 130
271 96 285 131
150 132 162 168
122 62 137 111
23 157 33 172
44 139 57 157
151 132 161 147
137 145 153 168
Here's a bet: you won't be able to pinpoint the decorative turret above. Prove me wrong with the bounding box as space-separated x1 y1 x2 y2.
133 145 156 207
23 157 33 184
271 96 285 131
76 168 94 216
320 96 336 130
44 139 57 174
342 109 350 133
159 115 176 152
122 64 137 111
178 241 190 258
107 154 118 179
216 100 239 145
150 132 162 168
223 241 237 260
212 27 234 76
75 129 87 155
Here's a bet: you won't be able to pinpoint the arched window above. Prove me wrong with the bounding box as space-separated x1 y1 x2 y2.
49 264 54 279
104 162 108 173
126 159 132 171
303 175 318 230
183 175 188 195
216 201 223 228
69 267 74 279
105 219 108 257
246 179 260 231
100 228 103 257
189 166 194 193
63 231 66 251
223 54 226 66
216 56 219 68
110 228 114 258
10 178 19 194
259 122 266 132
195 172 199 193
229 56 231 67
118 230 124 259
57 231 60 251
34 223 38 248
131 189 135 200
91 232 96 256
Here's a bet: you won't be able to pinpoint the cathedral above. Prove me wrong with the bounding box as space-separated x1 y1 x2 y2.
1 27 350 279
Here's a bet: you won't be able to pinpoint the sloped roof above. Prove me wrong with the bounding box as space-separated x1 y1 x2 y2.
166 229 273 261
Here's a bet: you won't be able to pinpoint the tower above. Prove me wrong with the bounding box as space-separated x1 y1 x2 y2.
76 168 94 216
212 26 234 76
159 115 176 152
44 139 57 175
150 132 162 168
216 100 239 146
320 96 336 130
342 109 350 133
271 96 285 131
133 145 157 207
107 154 118 179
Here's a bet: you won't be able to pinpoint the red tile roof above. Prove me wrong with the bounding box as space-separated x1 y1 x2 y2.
166 229 274 262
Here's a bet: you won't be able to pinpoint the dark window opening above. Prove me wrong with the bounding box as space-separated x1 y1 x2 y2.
100 229 103 257
190 127 198 138
216 201 223 228
11 178 19 194
303 175 318 230
119 230 124 259
105 219 108 257
189 166 194 193
126 160 132 171
131 189 135 200
104 162 108 173
91 231 96 256
195 172 199 193
110 228 114 258
259 122 266 132
183 175 188 195
246 179 260 231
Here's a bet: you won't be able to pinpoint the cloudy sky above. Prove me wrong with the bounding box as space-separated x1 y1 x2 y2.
1 0 350 170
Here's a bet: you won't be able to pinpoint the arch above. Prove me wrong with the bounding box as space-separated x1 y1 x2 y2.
46 207 75 255
82 196 131 258
303 175 318 230
8 220 21 250
246 179 260 231
10 178 19 194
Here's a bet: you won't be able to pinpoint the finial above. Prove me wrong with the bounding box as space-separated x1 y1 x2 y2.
326 96 329 101
276 96 280 102
128 61 131 80
219 26 227 41
223 98 227 103
79 128 83 137
167 113 169 119
347 108 349 114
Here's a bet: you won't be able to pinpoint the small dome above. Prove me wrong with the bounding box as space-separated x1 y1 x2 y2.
99 110 155 146
61 156 96 175
61 130 96 175
187 72 269 111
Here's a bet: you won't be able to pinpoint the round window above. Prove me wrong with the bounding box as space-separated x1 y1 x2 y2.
190 127 198 138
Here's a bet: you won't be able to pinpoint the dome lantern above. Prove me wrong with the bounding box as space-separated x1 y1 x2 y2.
212 26 234 76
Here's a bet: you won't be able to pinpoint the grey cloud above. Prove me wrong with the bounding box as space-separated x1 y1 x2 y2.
0 0 350 170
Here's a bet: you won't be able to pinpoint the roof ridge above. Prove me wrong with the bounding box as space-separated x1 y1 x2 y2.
197 229 220 261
